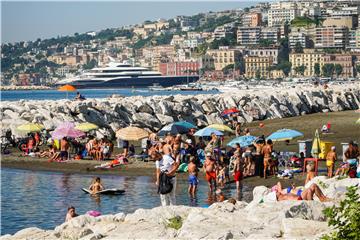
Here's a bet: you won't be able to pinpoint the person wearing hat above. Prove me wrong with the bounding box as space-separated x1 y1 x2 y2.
203 152 217 192
326 146 337 178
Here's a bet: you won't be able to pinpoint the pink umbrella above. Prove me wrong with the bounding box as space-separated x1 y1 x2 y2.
51 122 85 139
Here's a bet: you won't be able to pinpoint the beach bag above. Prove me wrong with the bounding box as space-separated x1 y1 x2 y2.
158 172 173 195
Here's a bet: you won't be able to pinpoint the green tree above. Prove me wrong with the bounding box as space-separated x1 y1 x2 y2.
83 59 97 70
278 61 292 77
222 64 234 74
322 64 334 77
255 70 261 80
321 186 360 240
314 63 321 76
259 39 274 47
294 41 303 53
294 65 306 76
334 64 343 77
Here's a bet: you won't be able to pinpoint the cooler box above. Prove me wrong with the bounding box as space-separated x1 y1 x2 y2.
318 141 335 159
298 139 312 157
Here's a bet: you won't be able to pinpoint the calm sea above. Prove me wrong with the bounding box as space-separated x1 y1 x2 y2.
0 89 219 101
1 168 252 235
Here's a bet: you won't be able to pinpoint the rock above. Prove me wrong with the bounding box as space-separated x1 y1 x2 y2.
281 218 330 239
132 112 162 130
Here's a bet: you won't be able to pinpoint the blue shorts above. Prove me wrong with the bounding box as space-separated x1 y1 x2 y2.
188 175 198 186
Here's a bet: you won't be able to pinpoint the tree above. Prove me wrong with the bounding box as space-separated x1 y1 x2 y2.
222 64 234 75
83 59 97 70
278 61 292 77
294 65 306 76
314 63 321 76
259 39 274 47
255 70 261 80
322 64 334 77
334 64 343 77
294 41 303 53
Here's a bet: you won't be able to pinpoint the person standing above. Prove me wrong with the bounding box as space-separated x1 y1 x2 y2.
262 139 273 179
326 146 337 178
253 137 265 177
232 153 244 192
187 156 198 196
155 153 180 206
204 152 217 192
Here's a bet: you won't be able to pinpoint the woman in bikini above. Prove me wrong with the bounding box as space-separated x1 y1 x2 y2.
89 177 105 194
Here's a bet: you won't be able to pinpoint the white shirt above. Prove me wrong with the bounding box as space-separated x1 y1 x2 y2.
156 154 175 172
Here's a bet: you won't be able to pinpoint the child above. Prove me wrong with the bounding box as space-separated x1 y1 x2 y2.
187 156 198 196
89 177 104 194
217 164 226 188
65 206 78 222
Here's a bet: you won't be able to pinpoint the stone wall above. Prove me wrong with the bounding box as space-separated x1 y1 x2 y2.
1 84 359 139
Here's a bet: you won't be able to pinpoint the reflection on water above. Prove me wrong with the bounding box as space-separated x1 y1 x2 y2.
1 168 251 235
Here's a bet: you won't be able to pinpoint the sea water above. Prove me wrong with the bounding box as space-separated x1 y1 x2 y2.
0 89 219 101
1 168 251 235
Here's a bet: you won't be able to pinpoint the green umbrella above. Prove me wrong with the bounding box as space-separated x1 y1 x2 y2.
311 129 321 158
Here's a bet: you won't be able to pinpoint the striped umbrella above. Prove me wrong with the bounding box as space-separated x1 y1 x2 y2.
116 126 149 141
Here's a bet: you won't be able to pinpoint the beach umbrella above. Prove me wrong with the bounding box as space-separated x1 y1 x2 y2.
194 127 223 137
227 135 257 147
266 129 304 142
51 126 85 139
206 124 234 133
221 108 240 117
75 122 99 132
158 123 191 136
311 129 321 158
17 123 44 133
58 84 76 99
356 118 360 125
116 126 149 141
173 121 197 129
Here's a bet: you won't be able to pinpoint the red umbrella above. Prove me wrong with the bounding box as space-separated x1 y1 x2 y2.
221 108 240 116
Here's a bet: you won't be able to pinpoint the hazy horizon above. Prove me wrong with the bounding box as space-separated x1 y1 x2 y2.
1 1 264 44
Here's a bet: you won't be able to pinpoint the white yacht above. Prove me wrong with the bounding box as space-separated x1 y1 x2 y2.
56 60 199 89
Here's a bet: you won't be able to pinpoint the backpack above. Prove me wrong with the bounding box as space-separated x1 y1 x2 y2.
158 172 173 195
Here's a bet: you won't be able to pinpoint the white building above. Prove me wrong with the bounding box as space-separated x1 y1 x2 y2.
237 27 261 45
268 2 300 27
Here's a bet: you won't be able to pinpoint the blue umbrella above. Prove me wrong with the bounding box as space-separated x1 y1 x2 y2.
266 129 303 142
194 128 223 137
227 135 257 147
158 121 197 136
174 121 197 129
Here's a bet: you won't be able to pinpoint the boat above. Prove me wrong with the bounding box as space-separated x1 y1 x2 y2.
55 59 199 89
179 87 203 91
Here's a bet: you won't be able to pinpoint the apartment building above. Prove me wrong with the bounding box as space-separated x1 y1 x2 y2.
241 12 262 27
246 48 279 64
260 27 280 43
244 56 273 79
214 25 235 40
206 48 241 71
289 31 310 49
315 26 349 49
237 27 261 45
289 49 324 77
159 61 200 76
268 2 300 27
323 54 354 78
323 16 355 29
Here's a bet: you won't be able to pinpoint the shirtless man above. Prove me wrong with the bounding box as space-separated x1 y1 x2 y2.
262 139 273 179
163 137 173 157
253 138 265 177
173 134 182 159
232 153 244 192
65 206 78 222
276 183 330 202
326 146 337 178
60 137 70 160
188 156 198 196
204 152 217 192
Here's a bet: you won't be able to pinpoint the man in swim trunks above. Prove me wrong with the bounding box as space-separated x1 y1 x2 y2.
326 146 337 178
204 152 217 192
60 137 70 160
262 139 273 179
232 153 244 192
188 156 198 196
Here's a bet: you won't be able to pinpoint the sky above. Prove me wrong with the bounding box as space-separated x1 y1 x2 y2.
1 1 263 44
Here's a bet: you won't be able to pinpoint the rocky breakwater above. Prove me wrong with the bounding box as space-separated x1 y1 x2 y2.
0 85 52 91
1 176 359 240
1 84 359 138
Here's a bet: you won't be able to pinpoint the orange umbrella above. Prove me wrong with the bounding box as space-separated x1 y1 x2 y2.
58 84 76 99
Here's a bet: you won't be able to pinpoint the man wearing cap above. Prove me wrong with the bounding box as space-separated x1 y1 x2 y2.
204 152 217 191
326 146 337 178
